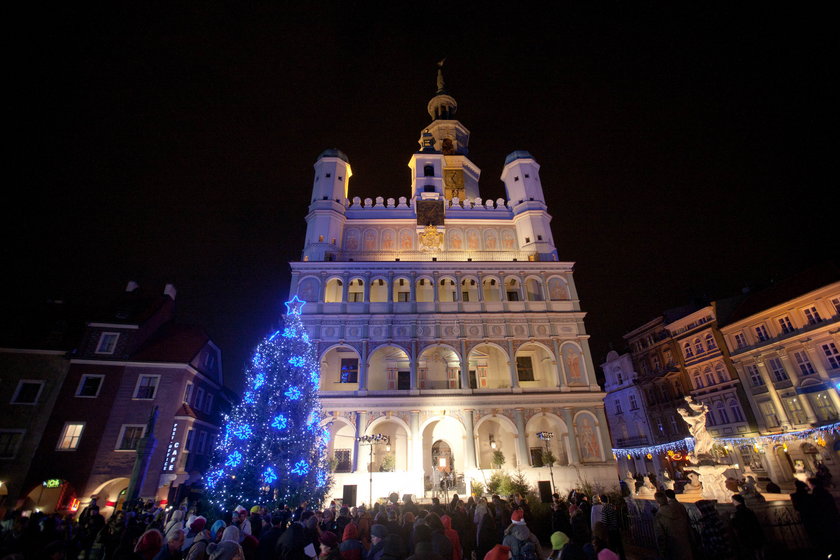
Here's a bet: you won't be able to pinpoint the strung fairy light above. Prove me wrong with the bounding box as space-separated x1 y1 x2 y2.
613 420 840 459
204 296 331 512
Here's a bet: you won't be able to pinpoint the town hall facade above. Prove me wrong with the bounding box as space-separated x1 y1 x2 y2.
288 71 616 504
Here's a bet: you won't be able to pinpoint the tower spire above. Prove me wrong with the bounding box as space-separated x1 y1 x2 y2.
436 58 447 94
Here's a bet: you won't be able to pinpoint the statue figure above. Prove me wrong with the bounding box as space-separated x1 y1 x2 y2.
660 470 675 491
678 396 714 458
436 58 446 93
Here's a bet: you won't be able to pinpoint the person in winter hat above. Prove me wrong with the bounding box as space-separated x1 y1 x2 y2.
186 528 212 560
483 545 511 560
183 516 208 550
208 526 245 560
320 532 341 560
134 529 164 560
339 522 364 560
501 522 543 560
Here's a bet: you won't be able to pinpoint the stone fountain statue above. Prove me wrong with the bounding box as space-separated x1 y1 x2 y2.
678 396 735 502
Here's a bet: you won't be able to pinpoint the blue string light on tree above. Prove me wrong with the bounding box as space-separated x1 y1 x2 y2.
204 295 331 512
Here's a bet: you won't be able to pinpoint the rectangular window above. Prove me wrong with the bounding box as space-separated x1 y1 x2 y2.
759 401 779 428
831 297 840 316
734 333 747 349
195 387 205 408
629 395 638 410
793 351 816 375
340 358 359 383
398 371 410 390
57 422 85 450
803 306 822 325
133 375 160 399
746 364 764 386
204 394 214 413
397 292 410 302
822 342 840 370
334 449 352 473
185 429 195 451
506 291 520 302
11 380 45 404
76 375 104 398
754 325 770 342
768 358 789 382
116 425 146 450
777 316 795 334
197 431 207 454
462 291 470 302
529 447 545 467
615 400 623 414
95 332 120 354
183 382 193 404
784 397 807 424
349 292 363 302
0 430 25 459
516 356 535 381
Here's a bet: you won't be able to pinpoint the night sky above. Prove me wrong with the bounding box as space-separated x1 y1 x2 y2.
6 6 834 394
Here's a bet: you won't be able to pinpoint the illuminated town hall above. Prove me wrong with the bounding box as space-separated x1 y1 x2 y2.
289 69 616 504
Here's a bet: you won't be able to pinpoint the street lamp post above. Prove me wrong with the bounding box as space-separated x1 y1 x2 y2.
357 433 390 507
537 431 556 494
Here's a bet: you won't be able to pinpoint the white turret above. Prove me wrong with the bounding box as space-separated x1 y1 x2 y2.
501 151 558 261
303 149 352 261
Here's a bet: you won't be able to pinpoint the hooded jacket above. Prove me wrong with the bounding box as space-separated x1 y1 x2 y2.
339 523 364 560
502 524 543 560
439 516 462 560
185 531 211 560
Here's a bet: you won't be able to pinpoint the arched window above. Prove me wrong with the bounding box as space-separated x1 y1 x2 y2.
694 338 704 355
424 164 435 177
715 363 727 384
705 333 717 350
693 372 703 389
704 368 715 387
684 342 694 358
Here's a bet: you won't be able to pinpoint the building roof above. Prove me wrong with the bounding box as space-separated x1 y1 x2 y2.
132 322 211 364
721 261 839 326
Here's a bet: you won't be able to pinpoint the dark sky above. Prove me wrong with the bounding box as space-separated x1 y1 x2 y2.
5 5 834 394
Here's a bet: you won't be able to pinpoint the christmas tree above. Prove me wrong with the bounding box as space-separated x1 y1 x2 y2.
205 296 331 511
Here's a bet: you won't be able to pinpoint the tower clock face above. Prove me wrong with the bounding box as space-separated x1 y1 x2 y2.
444 168 465 200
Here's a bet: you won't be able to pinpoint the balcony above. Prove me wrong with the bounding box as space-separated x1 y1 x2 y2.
616 436 650 447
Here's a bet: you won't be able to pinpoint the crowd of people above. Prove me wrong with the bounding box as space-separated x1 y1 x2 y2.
0 491 627 560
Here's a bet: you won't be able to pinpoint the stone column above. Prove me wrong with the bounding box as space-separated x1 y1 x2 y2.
410 410 421 470
460 339 470 389
513 408 529 468
432 272 440 303
387 272 394 303
319 272 328 303
454 273 463 302
476 274 485 303
341 273 350 302
358 340 369 392
463 409 477 470
353 411 367 472
594 407 612 462
410 340 418 391
362 273 371 303
409 272 417 302
507 339 520 389
552 339 564 388
563 408 580 464
755 357 791 429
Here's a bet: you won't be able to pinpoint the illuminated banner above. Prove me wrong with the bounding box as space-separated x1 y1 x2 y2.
163 423 180 472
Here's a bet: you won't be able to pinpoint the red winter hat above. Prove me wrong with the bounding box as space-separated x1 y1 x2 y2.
484 544 511 560
510 509 525 524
